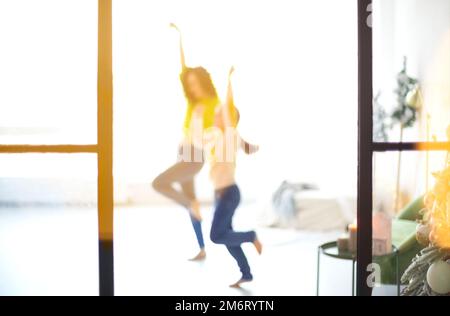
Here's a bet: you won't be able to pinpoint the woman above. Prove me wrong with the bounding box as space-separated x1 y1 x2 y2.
194 67 262 288
152 24 220 261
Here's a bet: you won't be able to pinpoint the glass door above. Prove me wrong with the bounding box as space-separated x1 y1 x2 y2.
357 0 450 296
0 0 114 296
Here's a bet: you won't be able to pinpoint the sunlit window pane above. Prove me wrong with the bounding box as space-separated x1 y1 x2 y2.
0 0 97 145
372 150 449 289
373 0 450 143
0 154 98 295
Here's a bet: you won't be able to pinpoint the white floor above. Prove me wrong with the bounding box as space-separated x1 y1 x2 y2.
0 204 398 296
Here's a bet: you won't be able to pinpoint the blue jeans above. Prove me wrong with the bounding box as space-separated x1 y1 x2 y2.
210 184 256 280
190 216 205 249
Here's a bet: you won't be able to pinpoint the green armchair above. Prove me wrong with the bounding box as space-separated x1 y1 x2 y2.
375 196 425 285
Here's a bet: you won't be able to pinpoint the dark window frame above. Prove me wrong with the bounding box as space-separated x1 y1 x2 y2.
357 0 450 296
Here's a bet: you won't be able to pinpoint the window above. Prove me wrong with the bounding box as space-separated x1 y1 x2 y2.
0 0 114 296
0 0 97 145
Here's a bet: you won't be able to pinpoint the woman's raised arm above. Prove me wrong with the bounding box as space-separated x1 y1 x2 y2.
170 23 187 71
223 66 239 128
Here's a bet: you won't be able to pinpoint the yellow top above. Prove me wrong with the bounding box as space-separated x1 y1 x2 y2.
183 97 220 137
188 103 240 190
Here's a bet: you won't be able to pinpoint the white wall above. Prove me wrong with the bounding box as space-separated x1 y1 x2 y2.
113 0 358 203
374 0 450 139
373 0 450 209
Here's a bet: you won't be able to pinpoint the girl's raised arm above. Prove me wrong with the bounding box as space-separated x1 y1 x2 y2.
223 66 238 128
170 23 187 71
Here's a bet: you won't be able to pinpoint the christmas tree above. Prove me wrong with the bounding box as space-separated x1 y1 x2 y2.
391 57 419 131
401 126 450 296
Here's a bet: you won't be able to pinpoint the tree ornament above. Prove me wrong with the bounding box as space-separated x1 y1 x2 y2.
426 259 450 295
416 223 431 246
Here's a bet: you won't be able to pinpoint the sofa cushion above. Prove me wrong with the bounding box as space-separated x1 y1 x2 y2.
392 219 419 252
397 196 424 221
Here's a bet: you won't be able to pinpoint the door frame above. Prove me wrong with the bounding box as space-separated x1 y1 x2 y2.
356 0 450 296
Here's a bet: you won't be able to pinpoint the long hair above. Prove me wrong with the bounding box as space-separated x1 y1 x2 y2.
180 67 218 104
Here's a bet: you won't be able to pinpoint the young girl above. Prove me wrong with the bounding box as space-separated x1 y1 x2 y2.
196 67 262 287
152 24 257 261
152 24 220 261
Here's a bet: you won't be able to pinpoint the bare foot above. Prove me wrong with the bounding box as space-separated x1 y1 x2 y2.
190 200 202 221
253 237 263 255
188 249 206 262
229 278 253 288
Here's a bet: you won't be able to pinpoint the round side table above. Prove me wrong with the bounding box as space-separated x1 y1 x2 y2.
316 241 400 296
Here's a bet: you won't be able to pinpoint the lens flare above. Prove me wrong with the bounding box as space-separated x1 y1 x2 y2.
420 29 450 250
423 125 450 250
